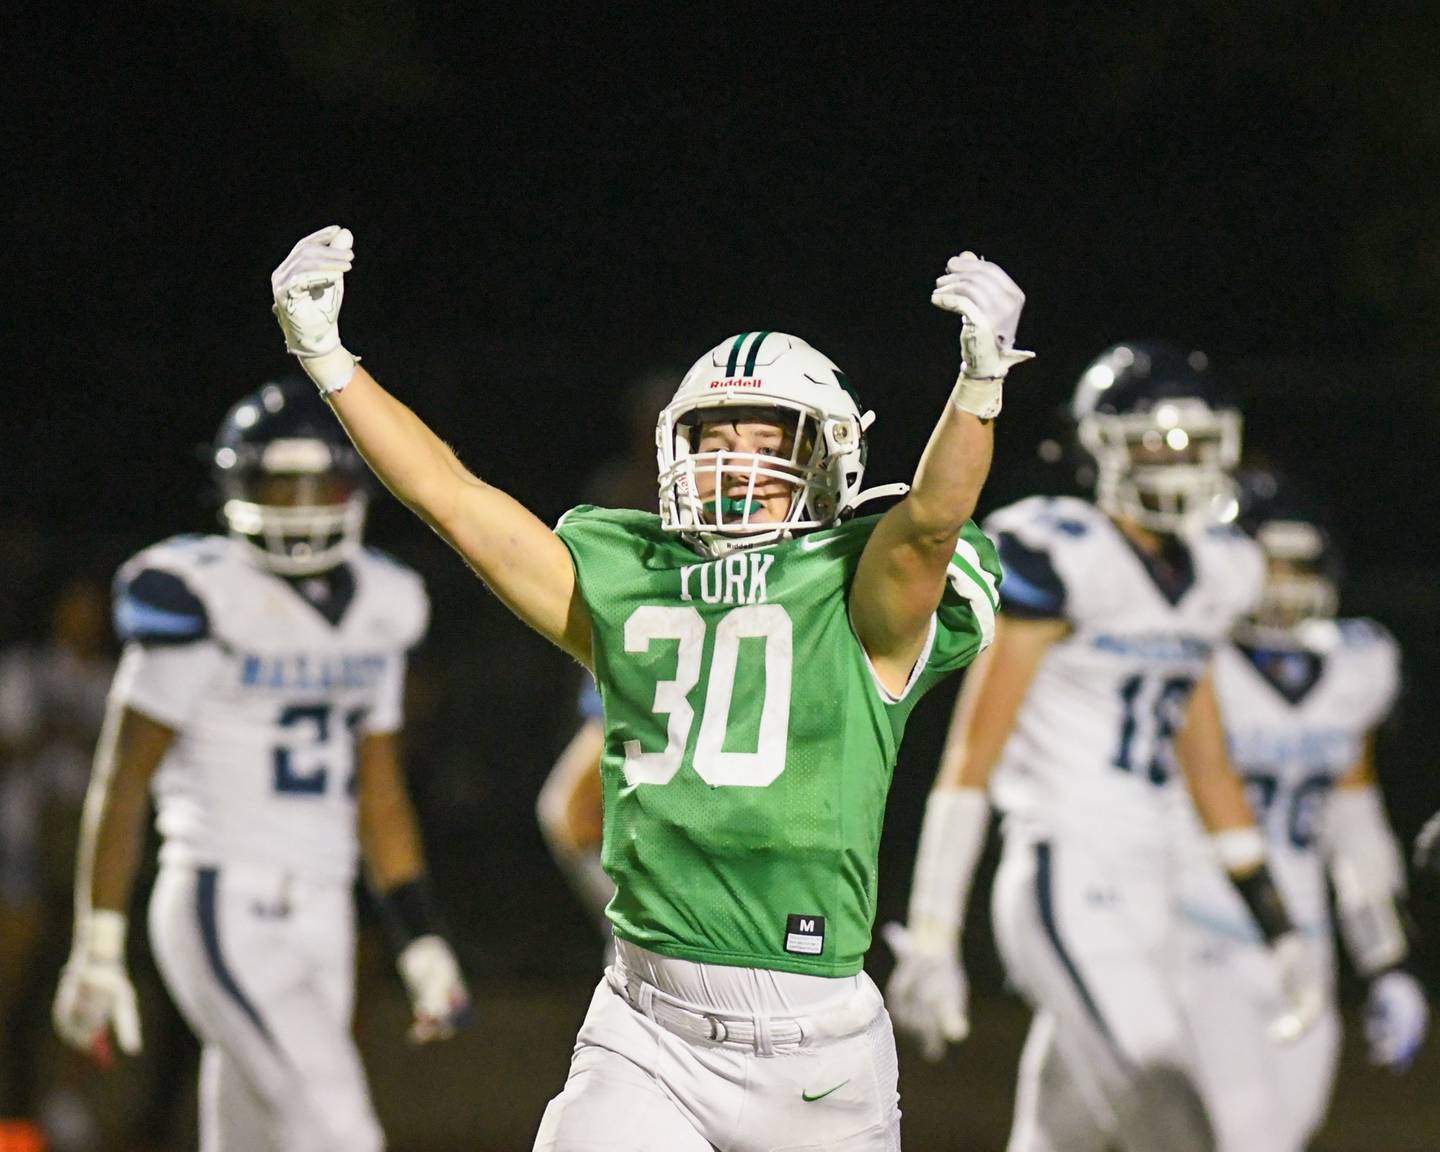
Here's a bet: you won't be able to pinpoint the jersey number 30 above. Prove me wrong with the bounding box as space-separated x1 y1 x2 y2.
621 605 791 789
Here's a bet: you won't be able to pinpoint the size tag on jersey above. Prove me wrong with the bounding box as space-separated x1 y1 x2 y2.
784 914 826 956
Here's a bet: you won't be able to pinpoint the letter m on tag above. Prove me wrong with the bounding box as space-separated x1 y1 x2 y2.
784 913 825 956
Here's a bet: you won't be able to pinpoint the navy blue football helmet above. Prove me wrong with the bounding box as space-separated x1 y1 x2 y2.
212 377 368 573
1071 341 1242 532
1235 467 1341 636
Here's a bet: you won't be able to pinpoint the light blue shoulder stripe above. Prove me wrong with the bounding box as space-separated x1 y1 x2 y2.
115 597 206 638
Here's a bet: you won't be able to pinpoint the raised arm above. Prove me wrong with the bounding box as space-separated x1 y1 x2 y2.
851 254 1031 694
270 227 591 664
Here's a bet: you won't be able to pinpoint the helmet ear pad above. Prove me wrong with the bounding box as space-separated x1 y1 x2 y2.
657 333 872 556
212 377 369 574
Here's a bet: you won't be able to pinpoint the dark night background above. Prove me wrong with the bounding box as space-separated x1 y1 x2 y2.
4 3 1440 1149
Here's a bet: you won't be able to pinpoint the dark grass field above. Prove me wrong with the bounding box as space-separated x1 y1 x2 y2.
51 979 1438 1150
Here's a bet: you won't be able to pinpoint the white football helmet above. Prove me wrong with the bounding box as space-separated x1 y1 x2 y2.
657 332 880 556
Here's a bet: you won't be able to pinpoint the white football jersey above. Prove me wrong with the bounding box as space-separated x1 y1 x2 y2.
986 496 1263 858
110 535 428 883
1177 619 1400 947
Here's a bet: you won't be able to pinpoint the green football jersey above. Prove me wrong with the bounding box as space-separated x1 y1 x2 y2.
554 507 1001 977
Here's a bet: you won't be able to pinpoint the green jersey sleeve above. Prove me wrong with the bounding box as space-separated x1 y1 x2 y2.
930 519 1002 672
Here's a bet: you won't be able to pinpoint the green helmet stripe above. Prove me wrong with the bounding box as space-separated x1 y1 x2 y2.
834 368 861 407
743 331 772 376
725 332 751 378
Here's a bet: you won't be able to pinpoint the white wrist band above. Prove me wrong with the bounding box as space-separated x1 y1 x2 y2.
950 374 1003 420
85 909 128 963
300 346 360 395
907 788 991 940
1212 826 1267 874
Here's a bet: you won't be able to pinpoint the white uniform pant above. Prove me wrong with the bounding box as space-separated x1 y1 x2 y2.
993 833 1213 1152
148 863 383 1152
1177 920 1340 1152
534 963 900 1151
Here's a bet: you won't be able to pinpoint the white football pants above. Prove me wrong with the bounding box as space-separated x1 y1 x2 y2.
534 964 901 1151
993 832 1214 1152
148 864 383 1152
1177 918 1340 1152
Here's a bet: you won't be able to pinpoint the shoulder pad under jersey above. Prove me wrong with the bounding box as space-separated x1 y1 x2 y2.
1337 617 1402 729
358 548 430 649
112 535 230 645
982 496 1105 620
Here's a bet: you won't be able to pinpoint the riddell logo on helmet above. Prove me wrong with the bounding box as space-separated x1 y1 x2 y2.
710 377 764 389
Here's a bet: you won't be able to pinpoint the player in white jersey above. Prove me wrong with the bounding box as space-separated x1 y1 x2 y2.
1174 483 1428 1150
886 343 1323 1151
52 378 470 1152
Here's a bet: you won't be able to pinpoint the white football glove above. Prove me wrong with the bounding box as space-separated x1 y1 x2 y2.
52 910 142 1063
1268 931 1326 1043
397 935 471 1044
1365 970 1429 1071
931 252 1033 421
270 225 358 393
882 921 970 1061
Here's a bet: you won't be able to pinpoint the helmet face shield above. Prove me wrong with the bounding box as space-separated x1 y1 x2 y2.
660 401 835 545
213 380 369 575
1079 399 1242 532
1251 520 1339 632
221 490 367 575
657 334 869 557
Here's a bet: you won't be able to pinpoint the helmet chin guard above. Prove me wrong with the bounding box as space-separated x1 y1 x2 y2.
658 332 873 557
222 491 367 575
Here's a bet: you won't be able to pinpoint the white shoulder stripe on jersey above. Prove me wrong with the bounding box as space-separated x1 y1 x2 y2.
952 537 1001 611
946 559 997 651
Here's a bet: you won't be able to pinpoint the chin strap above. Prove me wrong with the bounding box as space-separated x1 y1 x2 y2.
848 482 911 513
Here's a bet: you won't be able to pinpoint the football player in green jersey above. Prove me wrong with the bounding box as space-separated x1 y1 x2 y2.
270 226 1030 1152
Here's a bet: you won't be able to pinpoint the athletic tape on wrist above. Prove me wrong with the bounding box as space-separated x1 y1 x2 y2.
301 346 359 395
949 374 1003 420
1212 826 1267 873
86 909 128 962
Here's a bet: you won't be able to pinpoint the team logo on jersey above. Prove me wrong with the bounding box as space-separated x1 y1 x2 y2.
240 651 388 691
680 553 775 605
784 913 825 956
1092 633 1211 661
